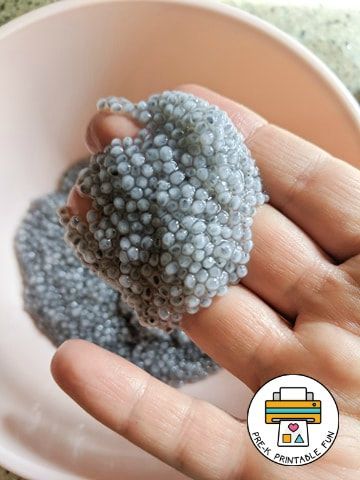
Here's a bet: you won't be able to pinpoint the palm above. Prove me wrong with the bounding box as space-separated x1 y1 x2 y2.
52 85 360 480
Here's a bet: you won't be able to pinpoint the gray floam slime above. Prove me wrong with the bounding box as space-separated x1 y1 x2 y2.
60 90 268 330
16 162 218 387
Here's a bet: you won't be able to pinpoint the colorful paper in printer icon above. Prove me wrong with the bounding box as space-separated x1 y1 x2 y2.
265 387 321 447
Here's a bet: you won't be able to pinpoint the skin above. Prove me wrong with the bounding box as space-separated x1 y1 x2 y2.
51 85 360 480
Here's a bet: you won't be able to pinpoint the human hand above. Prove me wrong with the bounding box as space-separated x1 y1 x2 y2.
51 85 360 480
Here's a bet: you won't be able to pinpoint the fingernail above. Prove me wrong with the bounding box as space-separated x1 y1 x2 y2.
67 186 92 221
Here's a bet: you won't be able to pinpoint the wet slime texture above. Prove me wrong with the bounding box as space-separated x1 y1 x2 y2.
16 163 218 386
60 91 268 329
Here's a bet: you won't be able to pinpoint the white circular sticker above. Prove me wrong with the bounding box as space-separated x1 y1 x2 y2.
247 374 339 466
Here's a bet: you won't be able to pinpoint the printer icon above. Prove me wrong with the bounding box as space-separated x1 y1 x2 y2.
265 387 321 447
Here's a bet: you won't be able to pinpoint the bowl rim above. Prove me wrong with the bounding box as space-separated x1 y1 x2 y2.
1 0 359 131
0 1 359 479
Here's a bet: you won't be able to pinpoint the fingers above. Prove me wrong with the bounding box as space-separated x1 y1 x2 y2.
51 340 248 480
243 204 335 319
51 340 360 480
86 86 360 262
248 123 360 261
182 285 297 390
86 111 139 153
183 84 360 261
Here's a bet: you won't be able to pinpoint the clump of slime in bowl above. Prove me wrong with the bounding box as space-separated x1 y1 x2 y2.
16 163 217 386
60 91 268 329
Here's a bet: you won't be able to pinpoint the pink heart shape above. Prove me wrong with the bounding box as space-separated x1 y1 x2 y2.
288 423 299 432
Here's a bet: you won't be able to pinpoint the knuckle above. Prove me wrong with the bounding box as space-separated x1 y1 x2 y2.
115 375 152 436
173 397 198 468
281 151 328 210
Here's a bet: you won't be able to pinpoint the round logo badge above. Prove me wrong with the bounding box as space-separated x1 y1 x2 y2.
247 374 339 466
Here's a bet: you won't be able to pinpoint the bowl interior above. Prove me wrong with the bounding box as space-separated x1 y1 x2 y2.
0 1 359 479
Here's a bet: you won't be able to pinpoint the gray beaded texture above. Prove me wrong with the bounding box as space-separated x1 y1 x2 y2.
15 163 218 386
60 91 268 330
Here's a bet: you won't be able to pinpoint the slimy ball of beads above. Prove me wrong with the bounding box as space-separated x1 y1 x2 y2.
60 90 268 329
15 162 218 386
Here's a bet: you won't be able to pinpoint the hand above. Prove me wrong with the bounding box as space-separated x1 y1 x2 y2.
51 85 360 480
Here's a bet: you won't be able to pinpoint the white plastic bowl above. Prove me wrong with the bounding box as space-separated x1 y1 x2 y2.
0 1 359 479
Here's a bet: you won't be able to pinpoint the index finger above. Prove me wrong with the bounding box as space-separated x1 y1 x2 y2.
51 339 249 480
